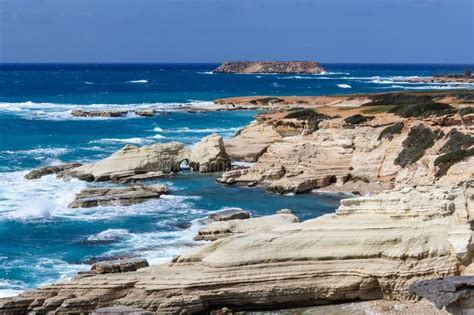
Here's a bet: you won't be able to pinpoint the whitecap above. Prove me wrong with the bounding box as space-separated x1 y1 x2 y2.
128 80 148 84
337 84 352 89
152 126 163 132
197 71 213 75
89 137 151 145
151 134 166 139
86 229 130 243
84 81 94 85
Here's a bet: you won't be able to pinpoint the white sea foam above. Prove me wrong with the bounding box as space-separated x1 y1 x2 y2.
0 171 86 221
166 127 238 134
152 126 163 132
89 137 151 145
0 101 214 120
151 133 166 139
84 81 94 85
128 80 148 84
337 84 352 89
0 279 26 298
197 71 213 75
87 229 131 242
0 147 70 157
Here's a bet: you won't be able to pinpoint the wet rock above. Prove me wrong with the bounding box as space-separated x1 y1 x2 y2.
117 171 173 183
409 276 474 313
90 258 149 274
71 109 129 118
68 184 169 208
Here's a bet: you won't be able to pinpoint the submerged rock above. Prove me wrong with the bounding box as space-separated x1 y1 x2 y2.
24 163 82 180
68 184 169 208
134 109 156 117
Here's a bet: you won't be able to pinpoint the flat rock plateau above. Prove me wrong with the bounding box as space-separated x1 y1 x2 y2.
2 90 474 314
213 61 325 74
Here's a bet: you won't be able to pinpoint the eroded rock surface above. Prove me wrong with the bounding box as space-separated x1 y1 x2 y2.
25 163 82 179
409 276 474 314
208 209 251 222
188 133 231 173
2 184 472 314
69 184 169 208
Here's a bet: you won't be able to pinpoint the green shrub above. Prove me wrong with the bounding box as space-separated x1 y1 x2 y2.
434 148 474 177
368 93 434 106
378 122 404 141
344 114 375 125
284 109 331 131
257 97 284 105
395 124 438 167
459 107 474 116
439 129 474 154
388 102 456 118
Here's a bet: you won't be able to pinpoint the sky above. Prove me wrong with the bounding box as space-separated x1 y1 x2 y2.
0 0 473 64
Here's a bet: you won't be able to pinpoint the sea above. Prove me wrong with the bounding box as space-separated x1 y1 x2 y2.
0 63 472 298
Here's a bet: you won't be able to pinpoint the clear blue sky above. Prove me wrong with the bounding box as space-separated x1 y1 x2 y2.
0 0 473 63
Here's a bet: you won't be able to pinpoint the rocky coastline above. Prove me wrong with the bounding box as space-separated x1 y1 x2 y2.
2 90 474 314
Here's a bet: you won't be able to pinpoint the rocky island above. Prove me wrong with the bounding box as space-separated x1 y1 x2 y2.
2 90 474 314
213 61 325 74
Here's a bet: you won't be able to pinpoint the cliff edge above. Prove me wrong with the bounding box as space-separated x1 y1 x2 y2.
213 61 325 74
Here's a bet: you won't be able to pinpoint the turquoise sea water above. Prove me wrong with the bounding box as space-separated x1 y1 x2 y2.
0 63 472 297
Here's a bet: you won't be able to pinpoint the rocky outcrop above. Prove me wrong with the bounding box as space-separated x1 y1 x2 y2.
71 109 129 118
188 133 231 173
24 163 82 179
71 108 157 118
208 209 251 222
65 142 187 182
91 259 149 275
213 61 325 74
68 184 169 208
195 212 298 241
1 184 472 313
225 122 282 162
409 276 474 314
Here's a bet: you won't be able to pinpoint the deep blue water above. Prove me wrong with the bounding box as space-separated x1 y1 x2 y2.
0 63 472 297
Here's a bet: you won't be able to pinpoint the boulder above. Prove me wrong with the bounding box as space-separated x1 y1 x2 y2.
188 133 231 173
67 142 187 181
68 184 169 208
409 276 474 314
208 209 251 222
91 259 149 274
24 163 82 180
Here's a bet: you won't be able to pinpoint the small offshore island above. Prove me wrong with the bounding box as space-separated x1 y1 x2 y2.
213 61 325 74
2 87 474 314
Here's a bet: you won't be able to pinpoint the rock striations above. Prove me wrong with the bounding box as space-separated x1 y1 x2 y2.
213 61 325 74
4 91 474 313
1 184 472 313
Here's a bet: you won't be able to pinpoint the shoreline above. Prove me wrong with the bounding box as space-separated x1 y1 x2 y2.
1 89 473 313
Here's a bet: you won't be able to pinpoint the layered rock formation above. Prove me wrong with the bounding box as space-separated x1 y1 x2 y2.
1 184 472 313
71 108 157 118
68 184 169 208
24 163 82 179
188 133 231 173
213 61 325 74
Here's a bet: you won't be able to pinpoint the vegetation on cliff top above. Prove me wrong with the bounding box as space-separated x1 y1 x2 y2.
434 129 474 177
378 122 404 141
344 114 375 125
395 124 443 167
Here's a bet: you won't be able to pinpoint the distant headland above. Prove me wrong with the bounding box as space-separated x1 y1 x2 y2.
213 61 325 74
